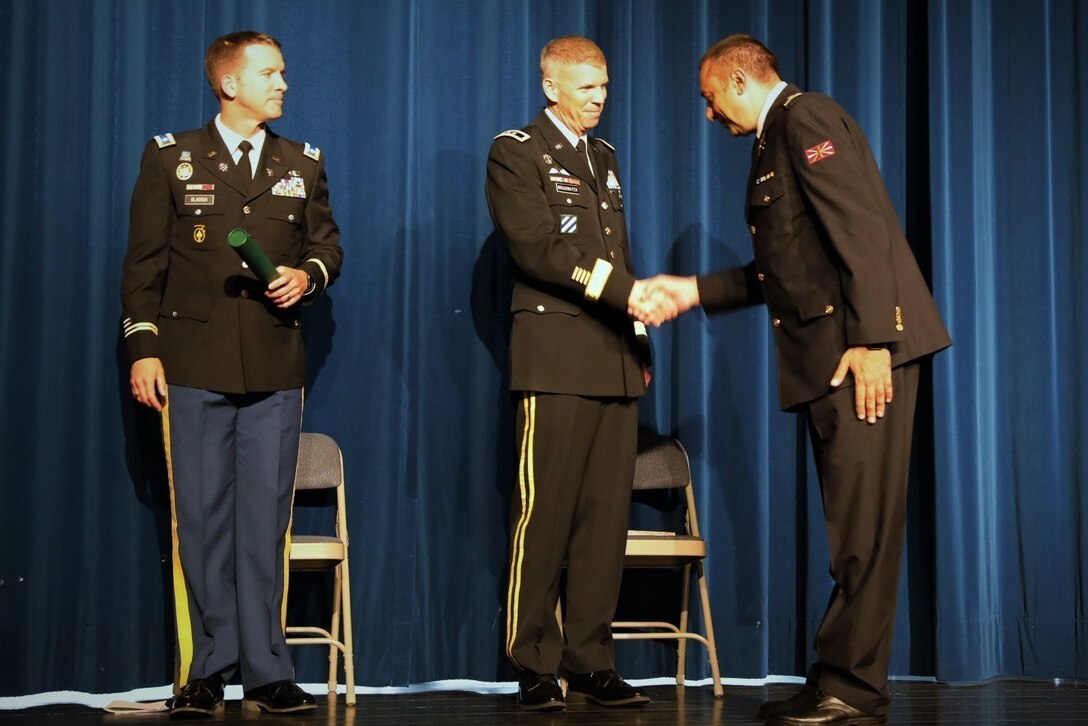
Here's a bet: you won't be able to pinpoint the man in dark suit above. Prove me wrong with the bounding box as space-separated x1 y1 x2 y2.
485 35 666 712
645 35 951 725
121 31 342 718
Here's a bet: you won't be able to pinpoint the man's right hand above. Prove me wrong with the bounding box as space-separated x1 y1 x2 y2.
130 357 167 411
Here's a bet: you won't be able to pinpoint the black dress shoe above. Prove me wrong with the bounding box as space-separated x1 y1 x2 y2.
757 684 816 719
518 670 566 712
566 669 650 707
768 689 886 725
242 679 317 713
170 675 224 718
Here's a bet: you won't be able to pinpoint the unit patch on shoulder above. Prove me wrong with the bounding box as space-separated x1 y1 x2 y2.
495 129 531 143
303 142 321 161
154 133 176 149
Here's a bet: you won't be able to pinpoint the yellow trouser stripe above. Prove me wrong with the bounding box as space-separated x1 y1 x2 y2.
162 403 194 690
505 393 537 668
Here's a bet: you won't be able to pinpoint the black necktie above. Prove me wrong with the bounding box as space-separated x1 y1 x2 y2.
576 138 596 180
236 139 254 179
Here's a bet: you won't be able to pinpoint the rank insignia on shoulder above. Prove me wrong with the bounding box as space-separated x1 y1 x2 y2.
495 129 530 142
154 133 176 149
594 137 616 152
303 142 321 161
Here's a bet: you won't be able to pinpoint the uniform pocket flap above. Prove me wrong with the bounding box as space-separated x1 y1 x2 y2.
511 288 581 316
795 285 839 323
160 294 211 323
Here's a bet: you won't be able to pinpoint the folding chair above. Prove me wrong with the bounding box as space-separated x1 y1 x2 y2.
285 432 356 705
612 432 723 697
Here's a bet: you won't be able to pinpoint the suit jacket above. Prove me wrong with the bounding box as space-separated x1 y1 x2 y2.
120 121 342 393
698 84 950 410
485 110 648 398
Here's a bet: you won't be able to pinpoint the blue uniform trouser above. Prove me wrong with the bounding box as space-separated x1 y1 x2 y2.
163 385 302 691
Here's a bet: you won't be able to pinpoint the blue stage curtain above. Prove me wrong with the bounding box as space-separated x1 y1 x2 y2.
1 0 1086 696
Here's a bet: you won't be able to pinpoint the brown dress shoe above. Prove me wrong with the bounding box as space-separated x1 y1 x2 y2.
768 689 886 725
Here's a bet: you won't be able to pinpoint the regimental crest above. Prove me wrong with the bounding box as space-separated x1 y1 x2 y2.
804 139 836 165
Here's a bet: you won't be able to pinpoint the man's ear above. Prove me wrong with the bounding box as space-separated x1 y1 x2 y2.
220 74 237 100
542 77 559 104
730 68 747 95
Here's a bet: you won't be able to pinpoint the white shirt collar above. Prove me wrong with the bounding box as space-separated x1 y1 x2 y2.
214 114 267 159
544 107 588 150
757 81 789 138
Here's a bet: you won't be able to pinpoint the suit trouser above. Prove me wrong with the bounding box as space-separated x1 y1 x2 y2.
163 384 302 691
505 392 638 675
804 362 920 715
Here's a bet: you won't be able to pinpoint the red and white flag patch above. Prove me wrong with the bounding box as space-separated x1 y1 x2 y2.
804 139 837 165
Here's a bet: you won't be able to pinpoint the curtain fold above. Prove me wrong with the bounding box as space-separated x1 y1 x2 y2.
0 0 1085 695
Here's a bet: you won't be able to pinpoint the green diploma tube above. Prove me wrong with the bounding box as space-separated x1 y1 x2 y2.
227 228 280 287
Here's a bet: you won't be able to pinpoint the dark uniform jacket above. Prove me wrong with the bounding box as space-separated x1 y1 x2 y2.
486 110 648 398
121 121 342 393
698 85 951 410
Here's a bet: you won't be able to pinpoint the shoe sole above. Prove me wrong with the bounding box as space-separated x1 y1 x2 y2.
518 700 566 712
567 690 651 707
769 717 885 726
169 700 224 718
241 699 318 714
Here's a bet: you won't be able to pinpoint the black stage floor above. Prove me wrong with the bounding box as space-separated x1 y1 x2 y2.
3 680 1087 725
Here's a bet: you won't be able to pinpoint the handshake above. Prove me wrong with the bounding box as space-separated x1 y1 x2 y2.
627 274 701 327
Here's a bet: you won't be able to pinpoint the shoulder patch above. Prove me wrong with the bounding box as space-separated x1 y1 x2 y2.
303 142 321 161
494 129 531 143
154 133 176 149
593 137 616 152
783 92 804 108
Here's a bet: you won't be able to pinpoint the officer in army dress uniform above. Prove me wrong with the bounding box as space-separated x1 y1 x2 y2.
121 31 342 718
485 36 668 712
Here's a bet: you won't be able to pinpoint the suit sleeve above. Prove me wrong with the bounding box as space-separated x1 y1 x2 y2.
299 154 342 298
120 141 172 363
784 99 901 345
485 137 635 311
696 261 764 314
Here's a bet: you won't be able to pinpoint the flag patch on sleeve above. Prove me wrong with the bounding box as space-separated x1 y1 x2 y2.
804 140 836 165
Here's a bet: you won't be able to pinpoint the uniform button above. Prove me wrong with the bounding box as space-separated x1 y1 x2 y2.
896 324 905 332
566 198 572 204
292 320 300 328
749 225 756 234
288 213 295 221
763 195 771 203
241 289 250 298
601 202 609 210
171 311 178 318
609 250 616 260
824 305 835 314
536 304 545 312
772 318 781 327
241 261 249 269
757 272 765 281
195 209 202 216
243 205 251 214
604 227 612 235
